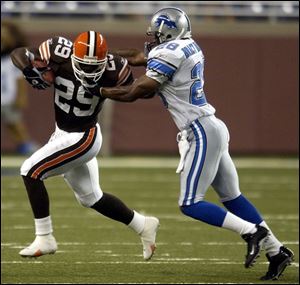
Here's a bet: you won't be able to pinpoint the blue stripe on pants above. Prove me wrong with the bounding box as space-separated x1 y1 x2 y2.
191 120 207 204
183 120 207 206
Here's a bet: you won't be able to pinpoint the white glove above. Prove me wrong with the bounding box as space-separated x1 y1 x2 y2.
176 130 190 174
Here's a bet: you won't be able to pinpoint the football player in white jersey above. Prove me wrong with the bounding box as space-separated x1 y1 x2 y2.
97 7 294 280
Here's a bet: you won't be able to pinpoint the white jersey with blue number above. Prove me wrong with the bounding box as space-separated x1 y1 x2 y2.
146 38 215 130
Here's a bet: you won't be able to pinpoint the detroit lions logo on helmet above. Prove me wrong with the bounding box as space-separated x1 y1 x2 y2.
155 15 177 29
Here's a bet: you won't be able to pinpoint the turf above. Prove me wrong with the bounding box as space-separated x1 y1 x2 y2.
1 158 299 284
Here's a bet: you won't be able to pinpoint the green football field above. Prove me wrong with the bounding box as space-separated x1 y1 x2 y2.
1 156 299 284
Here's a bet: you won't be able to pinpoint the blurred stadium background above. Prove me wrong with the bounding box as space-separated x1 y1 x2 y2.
1 1 299 156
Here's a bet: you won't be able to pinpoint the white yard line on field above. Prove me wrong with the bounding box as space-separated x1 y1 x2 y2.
1 156 298 169
2 241 298 247
1 260 298 268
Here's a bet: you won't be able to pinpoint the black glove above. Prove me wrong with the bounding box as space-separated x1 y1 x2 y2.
23 66 51 90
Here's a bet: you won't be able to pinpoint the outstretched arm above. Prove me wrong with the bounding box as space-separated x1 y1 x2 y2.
110 48 147 67
10 47 32 70
101 75 160 102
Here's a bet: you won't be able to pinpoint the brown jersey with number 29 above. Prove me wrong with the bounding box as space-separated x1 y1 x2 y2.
38 36 133 132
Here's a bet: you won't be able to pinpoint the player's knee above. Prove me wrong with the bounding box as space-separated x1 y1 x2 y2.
22 174 38 183
219 192 241 203
75 194 101 208
20 158 33 177
75 197 92 208
21 175 45 196
179 205 189 216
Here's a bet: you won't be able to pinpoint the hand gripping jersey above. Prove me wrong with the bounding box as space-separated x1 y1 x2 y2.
146 38 215 131
38 36 133 132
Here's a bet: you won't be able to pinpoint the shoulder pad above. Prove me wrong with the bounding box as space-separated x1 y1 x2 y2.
148 42 184 69
39 36 72 64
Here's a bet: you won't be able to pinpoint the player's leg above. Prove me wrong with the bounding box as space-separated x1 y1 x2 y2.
213 149 294 277
63 157 159 261
179 117 268 267
19 125 101 257
179 117 255 234
19 175 57 257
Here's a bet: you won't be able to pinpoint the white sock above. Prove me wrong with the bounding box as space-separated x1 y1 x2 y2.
128 210 145 234
259 221 282 257
34 216 53 235
222 212 257 235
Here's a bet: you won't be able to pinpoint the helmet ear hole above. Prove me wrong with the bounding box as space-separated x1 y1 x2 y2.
166 34 172 40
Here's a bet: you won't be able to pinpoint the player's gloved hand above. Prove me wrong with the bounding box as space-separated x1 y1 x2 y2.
176 130 190 174
23 66 50 90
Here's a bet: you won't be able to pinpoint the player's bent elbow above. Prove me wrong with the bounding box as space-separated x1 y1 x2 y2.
10 47 24 59
10 47 19 58
10 48 19 65
10 47 28 70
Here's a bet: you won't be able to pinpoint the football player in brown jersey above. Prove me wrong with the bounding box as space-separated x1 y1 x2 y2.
10 31 159 260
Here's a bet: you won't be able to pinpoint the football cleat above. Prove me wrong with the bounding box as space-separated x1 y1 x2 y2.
260 246 294 280
140 216 160 260
19 234 57 258
242 225 268 268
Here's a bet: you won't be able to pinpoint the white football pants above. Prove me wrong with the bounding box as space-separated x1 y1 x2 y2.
179 115 241 206
20 123 103 207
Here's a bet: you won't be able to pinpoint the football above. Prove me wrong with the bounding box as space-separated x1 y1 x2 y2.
31 59 55 85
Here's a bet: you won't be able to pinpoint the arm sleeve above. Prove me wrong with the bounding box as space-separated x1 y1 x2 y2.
146 49 182 81
146 69 168 84
146 57 177 79
38 39 51 63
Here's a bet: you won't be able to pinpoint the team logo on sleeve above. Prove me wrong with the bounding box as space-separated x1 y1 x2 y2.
155 15 177 29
